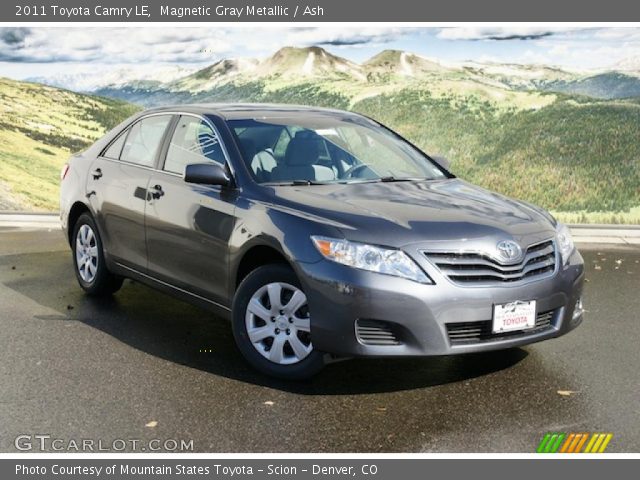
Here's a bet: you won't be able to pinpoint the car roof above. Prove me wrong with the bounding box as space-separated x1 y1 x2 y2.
140 103 362 121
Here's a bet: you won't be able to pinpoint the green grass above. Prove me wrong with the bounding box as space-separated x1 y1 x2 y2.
0 77 140 210
352 90 640 214
165 79 639 223
1 72 639 224
552 206 640 225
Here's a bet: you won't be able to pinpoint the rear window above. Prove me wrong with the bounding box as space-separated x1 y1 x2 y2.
103 132 126 160
120 115 172 167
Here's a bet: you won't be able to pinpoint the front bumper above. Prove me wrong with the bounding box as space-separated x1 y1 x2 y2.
296 248 585 357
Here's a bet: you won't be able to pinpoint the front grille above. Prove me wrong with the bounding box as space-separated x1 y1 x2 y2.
423 239 556 285
447 310 555 345
355 319 401 346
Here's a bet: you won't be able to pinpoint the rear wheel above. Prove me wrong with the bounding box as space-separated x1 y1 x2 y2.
72 213 123 296
232 264 325 380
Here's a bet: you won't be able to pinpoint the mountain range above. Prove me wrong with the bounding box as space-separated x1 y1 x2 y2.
28 65 197 94
3 46 640 222
28 46 640 102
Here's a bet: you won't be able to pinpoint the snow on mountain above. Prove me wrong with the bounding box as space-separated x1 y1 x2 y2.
171 58 259 92
28 65 198 92
24 45 640 103
462 62 574 80
612 55 640 74
363 49 448 77
257 46 365 80
171 47 367 93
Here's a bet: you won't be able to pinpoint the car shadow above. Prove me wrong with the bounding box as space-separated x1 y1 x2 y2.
3 251 529 395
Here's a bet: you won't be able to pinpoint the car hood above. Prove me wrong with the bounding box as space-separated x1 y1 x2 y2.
270 179 556 249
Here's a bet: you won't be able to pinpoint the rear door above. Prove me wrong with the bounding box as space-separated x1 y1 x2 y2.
144 114 238 306
88 114 174 272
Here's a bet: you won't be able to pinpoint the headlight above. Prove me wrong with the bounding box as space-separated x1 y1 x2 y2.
311 236 432 284
556 223 575 265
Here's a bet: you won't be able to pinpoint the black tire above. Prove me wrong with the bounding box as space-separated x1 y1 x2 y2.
71 212 123 296
232 264 325 380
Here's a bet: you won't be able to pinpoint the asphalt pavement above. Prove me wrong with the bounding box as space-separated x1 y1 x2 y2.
0 227 638 453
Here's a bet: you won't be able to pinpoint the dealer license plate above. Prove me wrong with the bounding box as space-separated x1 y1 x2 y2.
492 300 536 333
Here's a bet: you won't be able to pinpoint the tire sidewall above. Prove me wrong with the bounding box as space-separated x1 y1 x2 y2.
71 213 120 295
232 264 325 380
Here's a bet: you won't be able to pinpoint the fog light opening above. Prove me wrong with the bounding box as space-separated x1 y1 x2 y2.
572 297 584 322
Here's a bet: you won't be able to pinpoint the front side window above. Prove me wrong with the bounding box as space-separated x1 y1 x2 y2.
228 115 447 185
164 116 225 175
120 115 172 167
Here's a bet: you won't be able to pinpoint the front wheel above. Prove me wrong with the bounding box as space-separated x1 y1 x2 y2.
232 264 325 380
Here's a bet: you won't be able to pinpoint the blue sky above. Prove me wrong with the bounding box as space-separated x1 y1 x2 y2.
1 26 640 82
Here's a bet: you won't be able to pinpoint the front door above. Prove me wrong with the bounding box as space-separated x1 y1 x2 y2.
144 115 238 306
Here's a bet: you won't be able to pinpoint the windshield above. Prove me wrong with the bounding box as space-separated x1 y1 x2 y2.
227 114 448 185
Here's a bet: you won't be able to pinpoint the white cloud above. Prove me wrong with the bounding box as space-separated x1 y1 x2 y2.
592 28 640 40
2 26 640 76
0 27 415 65
0 28 233 64
284 27 414 47
520 49 552 65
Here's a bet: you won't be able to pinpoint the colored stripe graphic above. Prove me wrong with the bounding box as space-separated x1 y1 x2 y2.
549 433 566 453
597 433 613 453
537 433 552 453
592 433 606 452
560 433 576 453
537 433 613 453
585 433 614 453
568 433 582 452
584 433 599 453
537 433 566 453
574 433 590 453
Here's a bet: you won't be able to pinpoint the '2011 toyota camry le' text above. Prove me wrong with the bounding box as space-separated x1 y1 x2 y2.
60 104 585 379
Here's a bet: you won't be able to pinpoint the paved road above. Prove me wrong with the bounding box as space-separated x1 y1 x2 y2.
0 228 638 453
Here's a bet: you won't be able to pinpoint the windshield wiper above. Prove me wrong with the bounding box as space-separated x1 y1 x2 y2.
291 179 327 186
265 180 328 186
379 176 425 182
270 177 428 186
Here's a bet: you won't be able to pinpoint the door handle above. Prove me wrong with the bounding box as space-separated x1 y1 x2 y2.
91 168 103 180
148 184 164 200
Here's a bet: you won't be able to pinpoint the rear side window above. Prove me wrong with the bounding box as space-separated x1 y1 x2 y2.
164 116 225 175
120 115 172 167
103 132 126 159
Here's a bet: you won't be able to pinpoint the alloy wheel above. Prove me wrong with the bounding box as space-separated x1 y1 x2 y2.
75 224 99 283
245 282 312 365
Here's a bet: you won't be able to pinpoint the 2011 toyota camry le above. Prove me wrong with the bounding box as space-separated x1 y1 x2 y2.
60 104 585 379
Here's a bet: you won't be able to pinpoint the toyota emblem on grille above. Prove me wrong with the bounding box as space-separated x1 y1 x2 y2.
496 240 523 262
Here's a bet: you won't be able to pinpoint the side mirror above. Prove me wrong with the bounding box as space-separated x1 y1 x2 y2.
184 163 230 187
431 155 450 171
